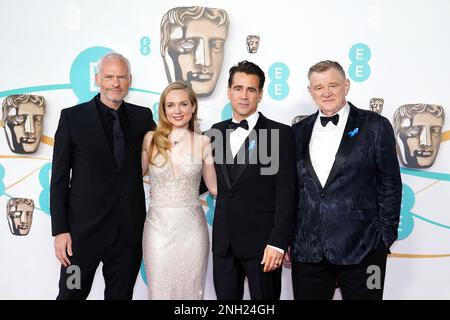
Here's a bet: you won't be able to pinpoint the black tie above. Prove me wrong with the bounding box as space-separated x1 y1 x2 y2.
228 119 249 131
109 109 125 168
320 114 339 127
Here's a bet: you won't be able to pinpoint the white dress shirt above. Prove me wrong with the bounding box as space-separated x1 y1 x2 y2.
229 112 284 254
309 104 350 187
230 112 259 158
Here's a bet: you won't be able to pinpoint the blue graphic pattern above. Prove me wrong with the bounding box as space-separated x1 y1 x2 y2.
38 163 52 215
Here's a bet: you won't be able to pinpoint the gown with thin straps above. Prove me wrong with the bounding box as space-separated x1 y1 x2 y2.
142 151 209 300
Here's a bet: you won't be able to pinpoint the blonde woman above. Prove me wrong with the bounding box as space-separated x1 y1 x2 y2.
141 81 217 299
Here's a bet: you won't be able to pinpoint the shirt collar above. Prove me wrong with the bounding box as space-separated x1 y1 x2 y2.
232 111 259 131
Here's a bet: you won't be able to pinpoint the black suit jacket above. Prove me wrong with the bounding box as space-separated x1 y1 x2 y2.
291 103 402 265
50 95 156 245
207 113 296 259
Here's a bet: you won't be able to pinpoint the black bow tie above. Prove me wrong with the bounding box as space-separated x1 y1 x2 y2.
228 119 249 131
320 114 339 127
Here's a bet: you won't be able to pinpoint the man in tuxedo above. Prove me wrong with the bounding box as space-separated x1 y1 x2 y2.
290 60 402 300
207 60 296 299
50 52 156 299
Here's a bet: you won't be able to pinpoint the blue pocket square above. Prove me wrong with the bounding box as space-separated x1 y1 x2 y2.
347 128 359 137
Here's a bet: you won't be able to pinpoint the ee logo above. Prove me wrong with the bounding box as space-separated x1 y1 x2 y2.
268 62 289 100
70 46 113 103
348 43 371 82
140 37 151 56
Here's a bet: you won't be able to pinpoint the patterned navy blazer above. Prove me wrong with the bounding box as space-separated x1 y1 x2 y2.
290 103 402 265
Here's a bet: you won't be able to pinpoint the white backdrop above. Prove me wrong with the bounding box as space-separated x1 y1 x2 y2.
1 0 449 299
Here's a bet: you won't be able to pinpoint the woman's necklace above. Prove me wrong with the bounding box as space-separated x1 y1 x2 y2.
171 129 188 146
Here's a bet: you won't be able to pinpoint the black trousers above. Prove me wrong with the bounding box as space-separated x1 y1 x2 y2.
292 242 388 300
213 248 282 300
56 240 142 300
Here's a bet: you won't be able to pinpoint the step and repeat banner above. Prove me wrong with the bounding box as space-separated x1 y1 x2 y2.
1 0 449 299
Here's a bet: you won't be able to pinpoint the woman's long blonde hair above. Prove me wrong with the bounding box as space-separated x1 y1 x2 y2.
148 81 198 166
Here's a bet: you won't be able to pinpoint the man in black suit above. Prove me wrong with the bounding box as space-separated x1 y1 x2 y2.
290 60 402 300
207 60 296 300
50 52 155 299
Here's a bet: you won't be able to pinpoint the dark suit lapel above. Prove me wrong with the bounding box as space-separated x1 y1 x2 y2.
230 112 265 188
303 112 322 188
216 123 233 190
324 103 363 189
121 103 140 171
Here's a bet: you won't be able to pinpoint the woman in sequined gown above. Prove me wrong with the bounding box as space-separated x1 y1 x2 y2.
141 81 217 300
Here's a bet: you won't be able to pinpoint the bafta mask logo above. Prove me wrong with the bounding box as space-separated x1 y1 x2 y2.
370 98 384 114
291 115 308 126
2 94 45 154
7 198 34 236
246 35 260 54
160 6 229 97
393 104 445 168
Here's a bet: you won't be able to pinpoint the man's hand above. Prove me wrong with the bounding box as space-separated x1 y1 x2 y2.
283 246 292 269
54 232 73 267
261 246 284 272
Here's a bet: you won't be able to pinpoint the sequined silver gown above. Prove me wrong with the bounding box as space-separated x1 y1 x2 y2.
142 154 209 300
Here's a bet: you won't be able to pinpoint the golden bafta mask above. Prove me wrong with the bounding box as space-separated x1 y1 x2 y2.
369 97 384 114
393 104 445 168
246 35 260 54
160 6 229 97
2 94 45 154
7 198 34 236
